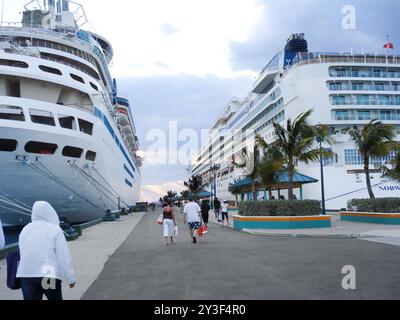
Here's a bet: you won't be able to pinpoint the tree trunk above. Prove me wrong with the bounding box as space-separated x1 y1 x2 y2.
288 162 294 201
269 189 273 200
253 184 258 202
235 194 239 206
364 157 375 199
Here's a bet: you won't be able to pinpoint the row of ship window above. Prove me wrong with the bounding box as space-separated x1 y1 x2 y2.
332 109 400 121
0 58 100 91
0 105 94 135
344 150 396 166
328 82 400 92
329 67 400 79
330 95 400 106
0 138 96 161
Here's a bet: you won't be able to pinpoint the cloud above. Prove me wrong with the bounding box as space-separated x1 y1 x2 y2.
117 73 254 191
229 0 400 71
141 180 186 202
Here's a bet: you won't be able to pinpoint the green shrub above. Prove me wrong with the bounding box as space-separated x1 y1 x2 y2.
238 200 321 217
347 198 400 213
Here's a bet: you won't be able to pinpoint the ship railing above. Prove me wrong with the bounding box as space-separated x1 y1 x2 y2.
0 41 102 83
0 24 115 93
287 54 400 72
0 23 94 51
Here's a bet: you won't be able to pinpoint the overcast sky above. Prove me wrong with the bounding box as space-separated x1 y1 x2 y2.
3 0 399 201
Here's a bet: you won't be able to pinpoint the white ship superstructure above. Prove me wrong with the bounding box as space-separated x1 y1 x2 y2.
0 0 142 226
191 34 400 209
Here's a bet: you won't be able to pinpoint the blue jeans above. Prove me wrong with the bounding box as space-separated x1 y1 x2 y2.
20 278 63 301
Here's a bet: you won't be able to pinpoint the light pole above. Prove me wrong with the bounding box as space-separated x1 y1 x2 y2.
317 126 326 216
210 164 220 208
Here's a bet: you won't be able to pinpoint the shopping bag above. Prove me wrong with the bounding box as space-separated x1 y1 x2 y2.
174 226 178 236
7 250 21 290
156 214 163 225
198 224 208 237
200 224 208 235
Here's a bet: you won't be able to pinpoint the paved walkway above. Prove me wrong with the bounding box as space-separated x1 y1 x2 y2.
208 211 400 246
83 210 400 300
0 212 145 300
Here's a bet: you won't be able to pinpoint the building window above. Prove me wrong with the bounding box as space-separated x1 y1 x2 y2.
86 151 97 161
30 109 56 126
39 65 62 75
25 142 58 155
0 139 18 152
62 146 83 158
0 105 25 121
78 119 93 135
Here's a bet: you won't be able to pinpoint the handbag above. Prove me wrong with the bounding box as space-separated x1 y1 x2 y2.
174 226 178 236
156 214 164 225
6 250 21 290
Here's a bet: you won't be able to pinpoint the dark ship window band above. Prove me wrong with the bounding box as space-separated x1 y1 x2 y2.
0 139 18 152
25 141 58 155
86 151 97 161
124 164 135 179
0 59 29 68
39 65 62 76
0 105 25 122
125 179 133 188
62 146 83 159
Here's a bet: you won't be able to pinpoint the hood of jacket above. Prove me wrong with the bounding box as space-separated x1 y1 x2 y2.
31 201 60 226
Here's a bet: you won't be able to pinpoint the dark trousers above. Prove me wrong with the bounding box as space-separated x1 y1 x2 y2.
20 278 63 301
202 212 209 224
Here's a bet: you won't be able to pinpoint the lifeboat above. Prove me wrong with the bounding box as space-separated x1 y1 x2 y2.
116 105 130 127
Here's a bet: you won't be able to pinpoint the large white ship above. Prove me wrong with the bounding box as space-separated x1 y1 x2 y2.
0 0 142 226
191 34 400 210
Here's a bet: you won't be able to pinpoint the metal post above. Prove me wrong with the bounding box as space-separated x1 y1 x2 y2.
320 140 326 215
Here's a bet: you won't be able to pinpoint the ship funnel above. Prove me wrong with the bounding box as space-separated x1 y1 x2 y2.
283 33 308 67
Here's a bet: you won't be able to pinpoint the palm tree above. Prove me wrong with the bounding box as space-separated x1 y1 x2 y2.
180 190 190 200
258 158 284 200
349 120 397 199
272 110 325 200
184 175 204 200
382 151 400 181
163 190 177 203
233 134 267 201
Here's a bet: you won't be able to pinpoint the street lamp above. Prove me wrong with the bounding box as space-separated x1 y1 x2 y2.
210 164 220 208
316 125 326 216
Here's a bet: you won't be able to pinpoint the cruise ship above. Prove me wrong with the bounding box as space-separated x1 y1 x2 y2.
191 34 400 209
0 0 142 226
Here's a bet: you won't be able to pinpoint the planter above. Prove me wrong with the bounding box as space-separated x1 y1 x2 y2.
233 215 332 230
341 211 400 225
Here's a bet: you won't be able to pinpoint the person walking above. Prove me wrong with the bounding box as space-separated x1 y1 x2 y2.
163 202 176 245
183 198 202 244
16 201 75 301
221 201 230 228
201 201 210 226
0 219 5 250
214 198 221 221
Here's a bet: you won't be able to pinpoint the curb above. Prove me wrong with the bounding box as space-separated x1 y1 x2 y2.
242 229 384 239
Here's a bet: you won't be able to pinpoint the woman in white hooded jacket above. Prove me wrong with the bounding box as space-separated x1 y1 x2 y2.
0 219 5 249
17 201 76 300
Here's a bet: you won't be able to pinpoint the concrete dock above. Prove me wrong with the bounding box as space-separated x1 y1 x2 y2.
0 212 145 300
2 209 400 300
